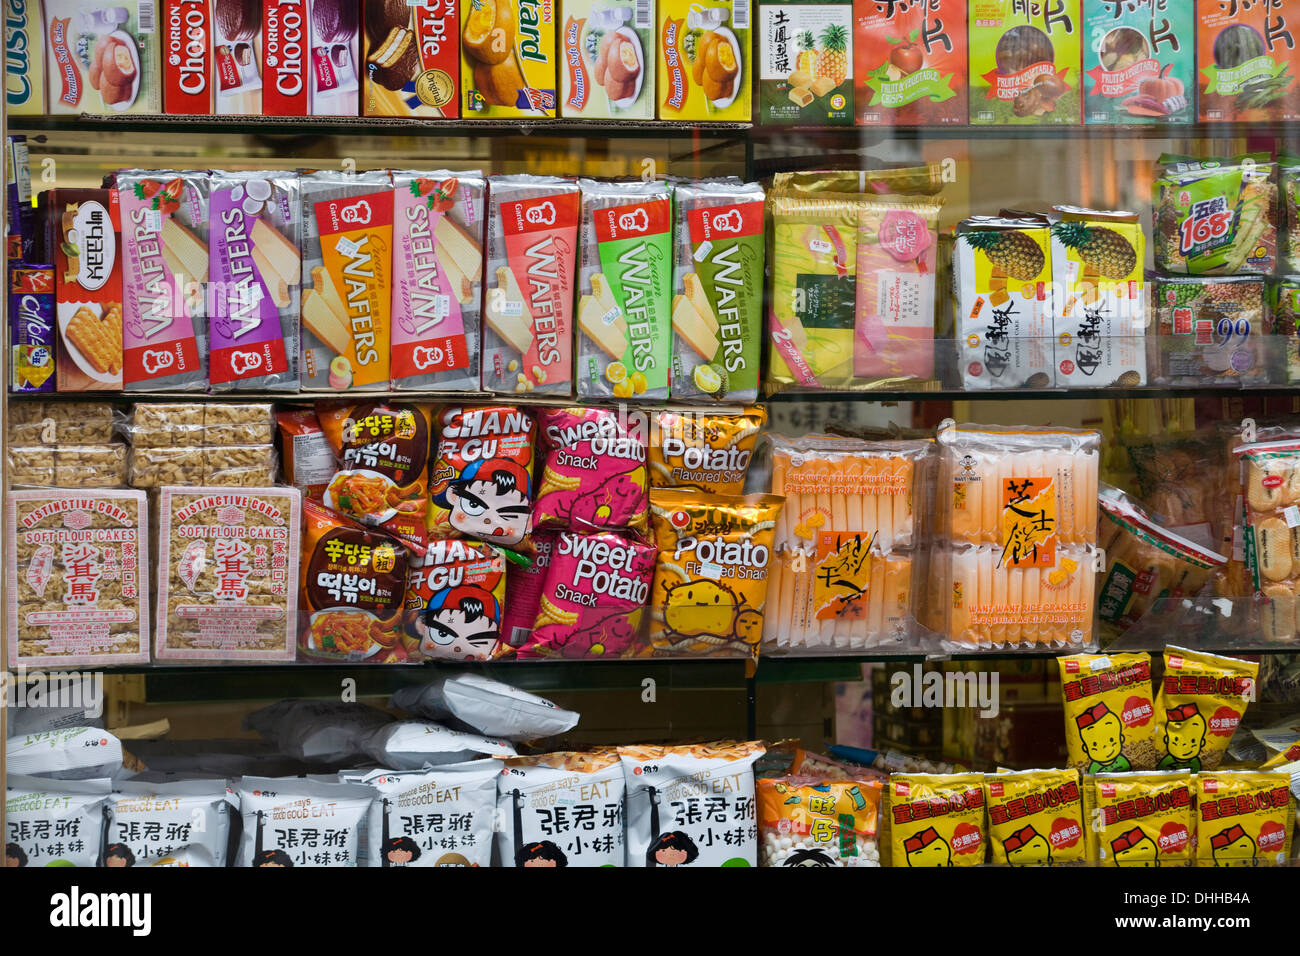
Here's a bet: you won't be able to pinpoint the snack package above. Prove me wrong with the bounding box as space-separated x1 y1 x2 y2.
363 0 461 117
1197 0 1300 123
1268 276 1300 385
428 405 536 546
1151 275 1270 387
647 490 783 665
1049 205 1147 388
575 179 673 400
124 401 275 447
559 0 656 119
360 765 499 867
1234 435 1300 640
8 264 55 394
318 400 434 551
887 773 986 867
155 487 303 663
758 0 853 126
307 0 362 114
127 442 279 489
499 751 627 867
1152 154 1278 275
276 408 339 499
298 498 416 663
245 699 394 763
757 776 882 867
657 0 750 121
1083 771 1194 867
261 0 308 115
300 169 395 391
1081 0 1194 125
7 136 34 258
161 0 212 113
390 170 484 391
852 0 965 127
968 0 1081 125
460 0 558 117
43 0 161 113
1195 771 1294 867
404 538 510 661
481 175 580 395
6 727 124 780
7 489 149 668
516 531 656 659
983 769 1085 866
237 776 374 867
5 5 43 114
1057 652 1157 774
1283 155 1300 271
106 780 234 867
207 170 302 390
212 0 264 112
392 673 580 740
669 179 765 402
620 741 766 867
953 215 1055 389
117 170 210 390
361 721 516 769
534 407 649 533
4 776 111 868
499 530 555 649
649 407 766 495
10 400 115 445
1154 646 1259 772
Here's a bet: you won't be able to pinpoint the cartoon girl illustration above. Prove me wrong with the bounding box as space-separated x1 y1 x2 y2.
518 841 568 867
435 458 532 545
383 836 422 866
647 831 699 867
103 843 136 868
417 583 502 659
5 843 27 867
783 848 834 867
253 849 294 868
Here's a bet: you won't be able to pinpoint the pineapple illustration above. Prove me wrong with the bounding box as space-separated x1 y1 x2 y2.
961 229 1046 281
796 31 817 76
1052 221 1137 280
816 24 848 86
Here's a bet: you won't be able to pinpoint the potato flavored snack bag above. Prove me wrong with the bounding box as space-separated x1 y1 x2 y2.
534 406 649 533
500 530 556 649
498 751 627 867
318 401 434 552
887 773 986 867
648 406 766 495
1195 771 1294 867
1057 652 1157 774
1082 771 1194 867
360 764 499 868
106 780 234 867
983 769 1085 867
620 741 766 867
4 776 110 868
429 405 536 547
516 530 656 659
237 776 375 867
647 490 783 666
756 777 883 867
405 538 509 661
1154 646 1259 773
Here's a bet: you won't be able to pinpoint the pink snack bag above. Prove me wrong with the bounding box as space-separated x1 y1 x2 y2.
516 531 655 659
500 530 556 650
534 407 649 534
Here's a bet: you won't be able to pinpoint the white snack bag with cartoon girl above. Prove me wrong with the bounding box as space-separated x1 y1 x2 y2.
360 765 498 867
106 779 234 867
236 776 374 867
5 775 111 868
497 751 626 867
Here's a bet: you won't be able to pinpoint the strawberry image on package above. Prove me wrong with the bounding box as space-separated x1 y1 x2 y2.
429 405 536 547
535 407 649 533
516 531 656 659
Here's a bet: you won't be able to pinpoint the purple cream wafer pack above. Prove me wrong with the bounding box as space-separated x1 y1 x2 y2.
8 263 56 393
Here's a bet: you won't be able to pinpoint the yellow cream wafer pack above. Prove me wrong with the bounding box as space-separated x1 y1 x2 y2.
648 407 766 495
887 773 986 867
1057 652 1157 774
1083 772 1194 867
1155 646 1259 773
1195 771 1294 867
984 769 1085 867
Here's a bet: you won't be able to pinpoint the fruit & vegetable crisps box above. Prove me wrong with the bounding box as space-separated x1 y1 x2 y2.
1082 0 1194 125
854 0 966 126
968 0 1081 125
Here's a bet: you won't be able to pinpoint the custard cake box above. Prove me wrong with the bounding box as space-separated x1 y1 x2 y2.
657 0 751 121
5 0 46 114
559 0 656 119
461 0 558 117
363 0 461 117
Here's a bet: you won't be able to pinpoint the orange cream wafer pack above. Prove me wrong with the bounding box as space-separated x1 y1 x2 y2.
1195 771 1294 867
887 773 986 867
1083 772 1194 867
1057 652 1157 774
1155 646 1258 773
984 769 1085 866
757 777 883 867
648 407 766 495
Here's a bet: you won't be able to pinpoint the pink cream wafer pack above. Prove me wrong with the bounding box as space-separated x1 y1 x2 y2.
515 530 656 659
534 406 649 534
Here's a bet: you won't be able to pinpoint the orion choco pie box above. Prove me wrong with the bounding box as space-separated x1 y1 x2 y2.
363 0 460 117
262 0 360 114
163 0 214 113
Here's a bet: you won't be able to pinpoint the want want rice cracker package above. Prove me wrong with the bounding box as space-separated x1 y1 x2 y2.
498 751 626 867
237 776 375 867
5 776 112 868
106 779 234 867
620 740 765 867
361 765 498 867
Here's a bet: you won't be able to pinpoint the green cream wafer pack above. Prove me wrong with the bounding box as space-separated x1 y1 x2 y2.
1152 153 1278 275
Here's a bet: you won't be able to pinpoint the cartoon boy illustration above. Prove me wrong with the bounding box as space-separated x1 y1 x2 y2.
903 827 952 867
5 843 26 867
103 843 136 868
1209 824 1257 867
418 584 502 660
1003 824 1052 866
253 849 294 867
1158 703 1206 772
1110 828 1159 867
1075 702 1131 773
517 840 568 867
783 848 834 867
647 831 699 867
435 459 532 546
383 836 422 866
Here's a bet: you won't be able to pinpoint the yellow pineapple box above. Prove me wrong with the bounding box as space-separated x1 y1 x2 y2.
461 0 558 117
658 0 752 121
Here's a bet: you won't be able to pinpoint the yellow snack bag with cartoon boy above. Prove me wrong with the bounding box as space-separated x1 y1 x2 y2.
1057 652 1157 774
984 769 1085 867
1195 771 1294 867
1155 646 1259 773
1083 772 1194 867
888 773 986 867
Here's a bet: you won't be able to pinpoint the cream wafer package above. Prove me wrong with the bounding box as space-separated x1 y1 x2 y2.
208 170 301 390
390 170 484 391
118 170 211 390
482 175 579 395
1234 436 1300 642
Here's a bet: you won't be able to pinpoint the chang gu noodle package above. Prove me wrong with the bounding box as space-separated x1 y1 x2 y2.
499 751 627 867
887 773 986 867
534 407 649 533
5 775 111 868
756 777 883 867
1154 646 1258 773
405 538 509 661
428 405 536 547
983 769 1086 867
1194 772 1294 868
648 407 766 495
105 779 233 867
6 727 124 780
360 765 499 868
361 721 516 770
237 776 374 867
620 741 766 867
1057 652 1157 774
1082 772 1194 867
392 673 579 741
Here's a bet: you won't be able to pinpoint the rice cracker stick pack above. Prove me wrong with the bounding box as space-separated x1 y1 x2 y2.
428 405 536 547
984 769 1085 867
887 773 986 867
405 538 509 661
648 406 765 495
1083 772 1194 867
647 490 783 667
482 175 579 395
1154 646 1259 773
1195 771 1294 867
1057 652 1157 775
498 751 627 867
577 179 673 400
535 407 649 534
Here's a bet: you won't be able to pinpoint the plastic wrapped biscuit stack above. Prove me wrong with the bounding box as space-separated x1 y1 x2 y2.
8 402 126 488
122 403 278 489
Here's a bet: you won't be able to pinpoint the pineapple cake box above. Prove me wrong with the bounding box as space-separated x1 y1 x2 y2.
658 0 751 121
758 0 853 125
560 0 656 118
853 0 967 126
968 0 1082 125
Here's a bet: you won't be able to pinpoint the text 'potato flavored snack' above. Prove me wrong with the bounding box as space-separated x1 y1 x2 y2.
1154 646 1258 772
405 538 508 662
1057 652 1157 774
649 407 765 495
1083 772 1194 867
428 405 535 548
888 773 986 867
535 407 649 533
1195 771 1294 868
984 769 1085 867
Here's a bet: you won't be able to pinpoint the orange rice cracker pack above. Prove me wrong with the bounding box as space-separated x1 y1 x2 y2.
1155 646 1259 773
405 538 509 662
428 405 536 548
887 773 986 867
1195 771 1295 867
757 777 883 867
648 407 766 495
984 769 1085 866
1083 771 1194 867
1057 652 1157 774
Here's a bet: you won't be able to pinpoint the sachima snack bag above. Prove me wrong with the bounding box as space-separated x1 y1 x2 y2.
1154 646 1258 773
405 538 509 661
1057 652 1157 774
535 407 649 533
1083 772 1194 867
428 405 536 548
887 773 986 867
648 407 766 495
983 769 1085 867
757 777 883 867
1195 771 1294 868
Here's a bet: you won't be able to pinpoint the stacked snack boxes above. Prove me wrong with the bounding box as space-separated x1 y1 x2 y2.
43 0 161 114
853 0 965 127
658 0 751 121
967 0 1082 125
758 0 853 125
460 0 558 116
1082 0 1194 126
162 0 215 114
363 0 461 117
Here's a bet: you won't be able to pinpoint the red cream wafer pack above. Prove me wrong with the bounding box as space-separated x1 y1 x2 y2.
516 531 655 659
500 531 557 650
887 773 986 867
405 538 509 662
534 407 649 534
1195 771 1294 867
428 405 536 548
